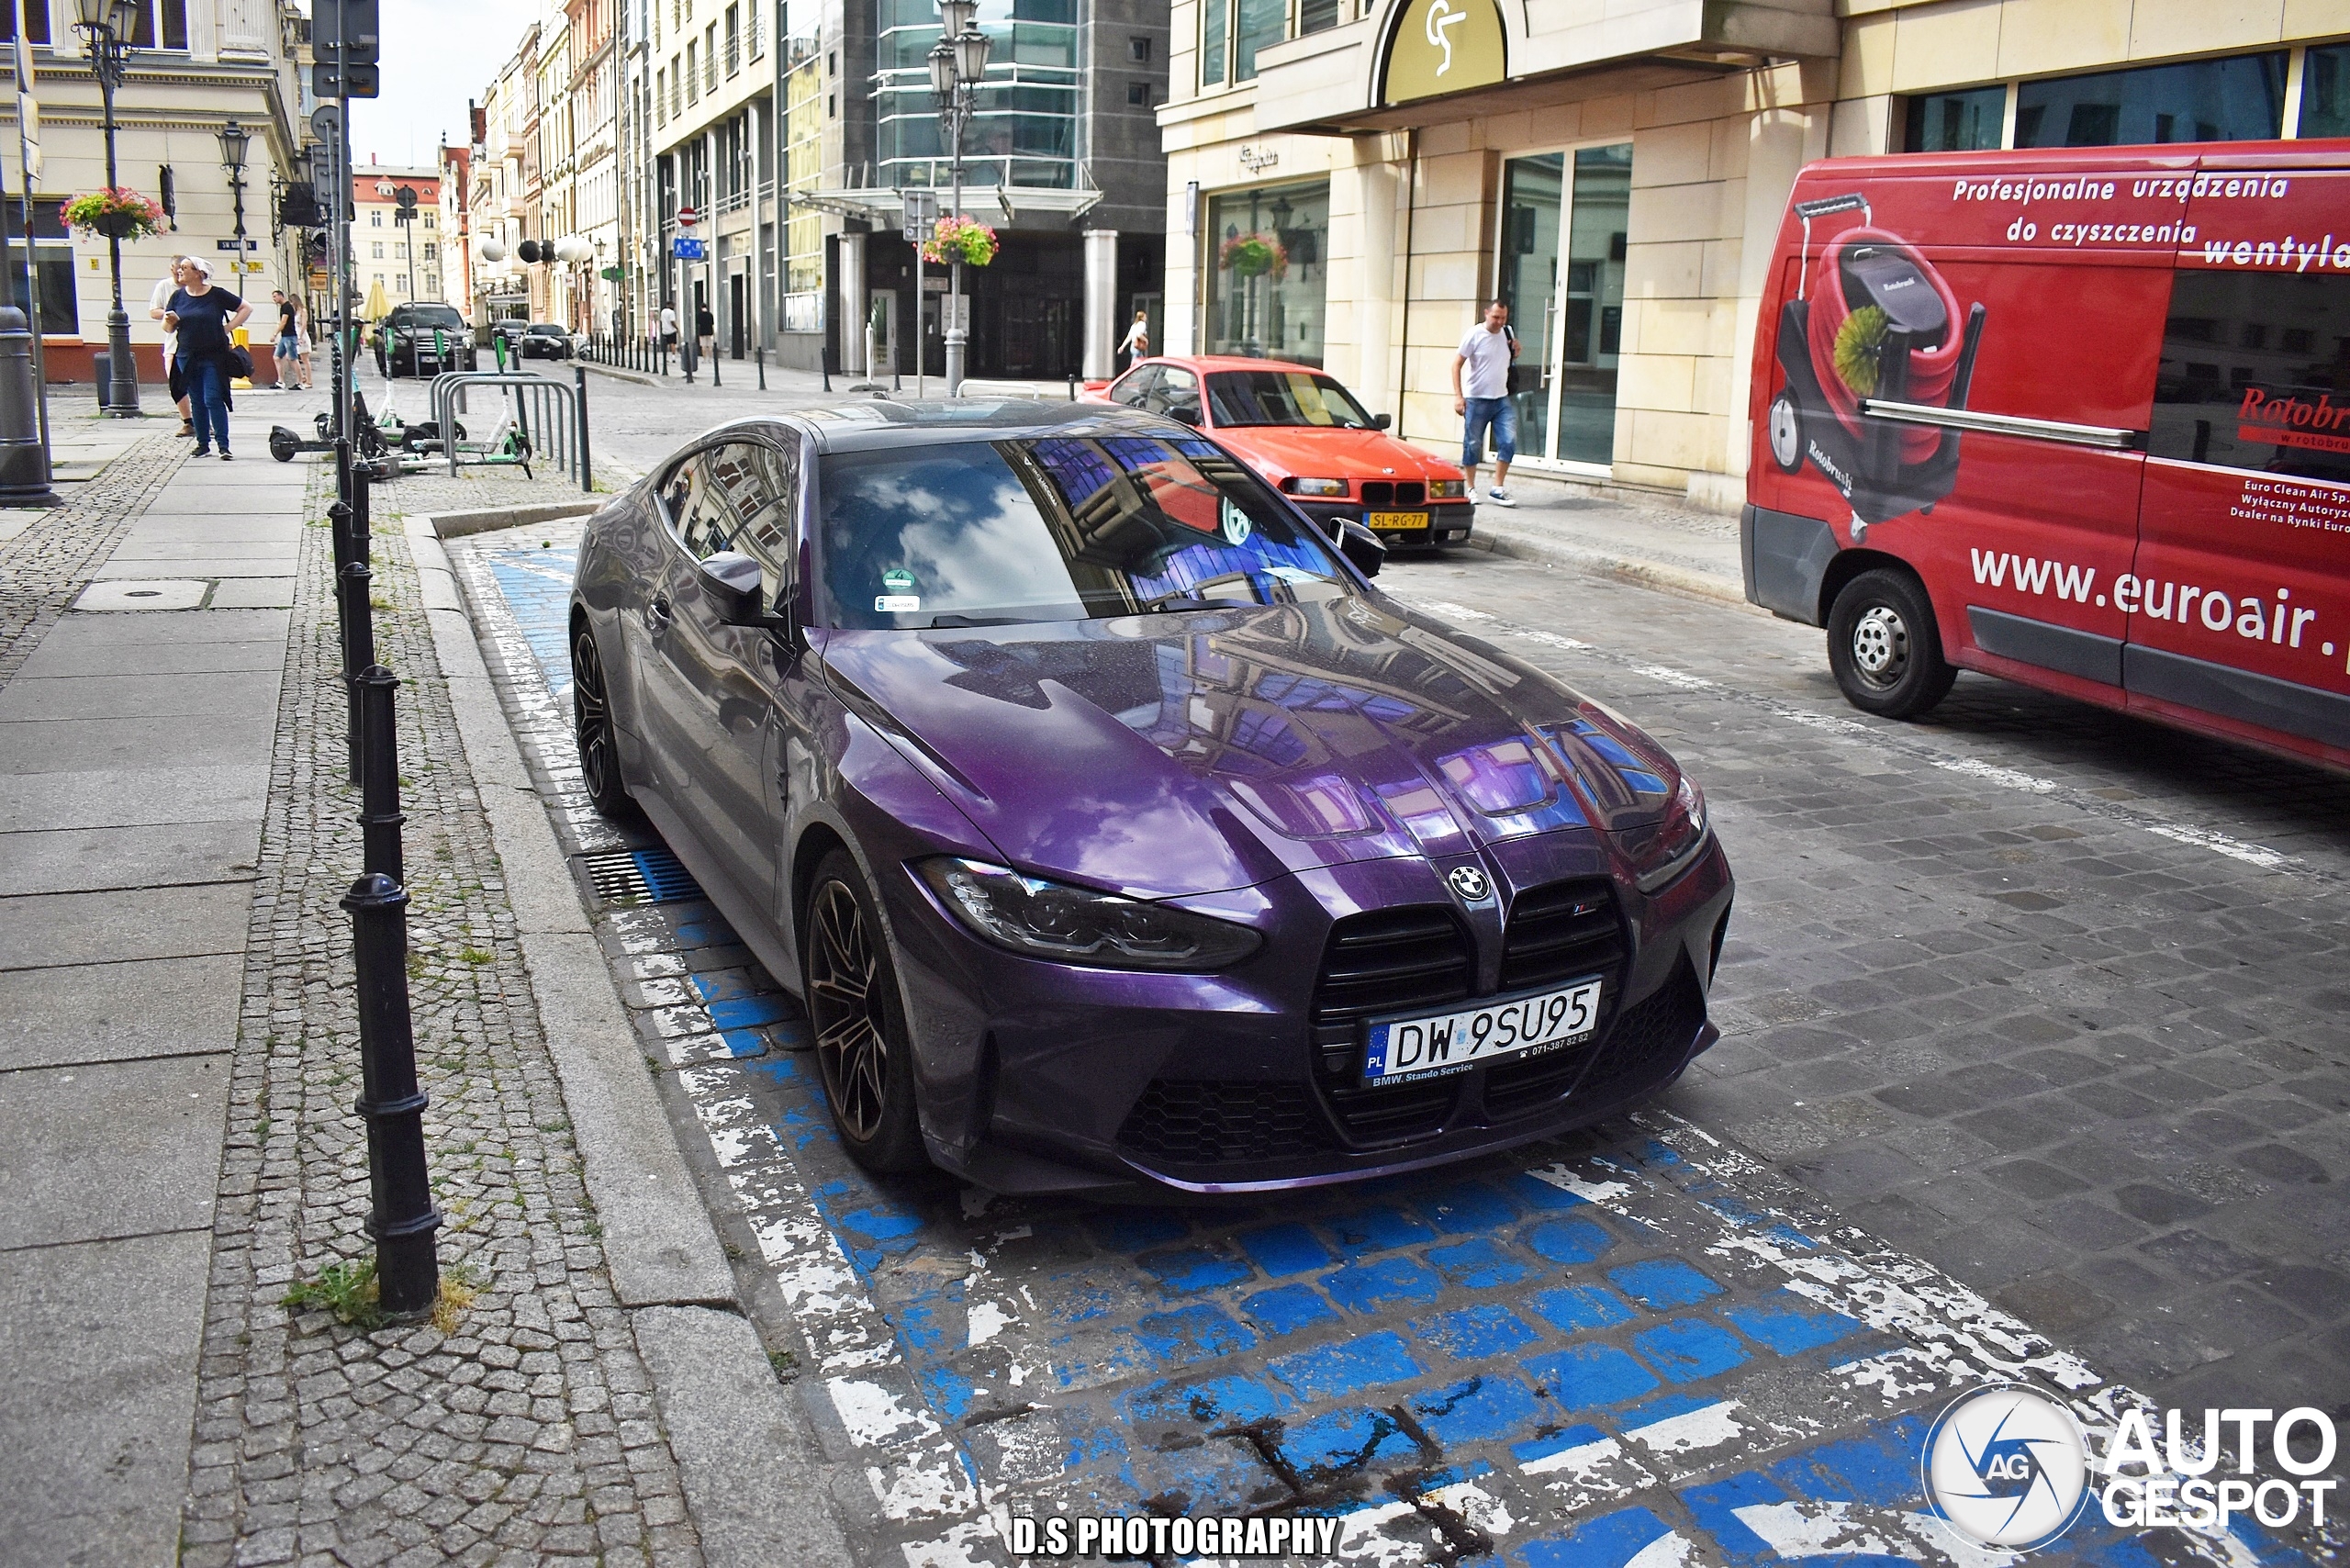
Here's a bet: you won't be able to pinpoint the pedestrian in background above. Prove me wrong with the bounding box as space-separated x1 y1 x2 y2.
149 256 196 435
660 303 678 354
165 257 252 460
269 289 302 391
694 303 715 364
1118 308 1150 369
1452 299 1520 507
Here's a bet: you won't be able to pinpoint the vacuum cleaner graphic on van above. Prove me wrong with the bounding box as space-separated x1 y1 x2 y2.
1767 194 1988 532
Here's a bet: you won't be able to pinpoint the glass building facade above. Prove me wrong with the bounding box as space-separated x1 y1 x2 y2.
875 0 1082 191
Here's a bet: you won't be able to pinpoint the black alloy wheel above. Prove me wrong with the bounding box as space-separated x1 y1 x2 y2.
1826 566 1957 719
571 622 635 819
803 849 926 1172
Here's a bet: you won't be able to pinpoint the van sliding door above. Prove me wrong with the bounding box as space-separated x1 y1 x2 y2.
2132 157 2350 766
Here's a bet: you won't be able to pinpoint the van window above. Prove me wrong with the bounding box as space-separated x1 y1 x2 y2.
2015 54 2285 148
2303 45 2350 139
2148 272 2350 485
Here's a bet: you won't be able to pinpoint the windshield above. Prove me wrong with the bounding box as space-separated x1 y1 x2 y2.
1206 371 1378 430
817 434 1352 630
399 306 464 329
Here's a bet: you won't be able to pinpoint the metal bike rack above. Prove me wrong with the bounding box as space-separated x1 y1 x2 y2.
428 372 591 490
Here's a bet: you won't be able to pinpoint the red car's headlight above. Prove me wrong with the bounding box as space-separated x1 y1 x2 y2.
1284 476 1348 498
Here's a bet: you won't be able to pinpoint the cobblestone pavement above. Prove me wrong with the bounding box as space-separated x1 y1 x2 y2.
452 521 2344 1568
179 470 708 1567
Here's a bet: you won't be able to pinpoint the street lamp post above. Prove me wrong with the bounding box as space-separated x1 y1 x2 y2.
928 0 990 397
74 0 143 416
218 118 250 303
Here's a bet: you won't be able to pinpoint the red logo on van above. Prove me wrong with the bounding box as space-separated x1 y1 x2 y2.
2237 387 2350 454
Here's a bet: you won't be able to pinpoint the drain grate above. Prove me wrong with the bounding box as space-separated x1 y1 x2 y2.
582 846 706 906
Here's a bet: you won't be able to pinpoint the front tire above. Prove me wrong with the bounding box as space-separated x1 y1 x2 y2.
803 850 928 1174
571 622 637 819
1827 567 1956 719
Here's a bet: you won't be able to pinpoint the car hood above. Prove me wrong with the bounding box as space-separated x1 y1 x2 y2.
818 597 1683 899
1219 425 1458 485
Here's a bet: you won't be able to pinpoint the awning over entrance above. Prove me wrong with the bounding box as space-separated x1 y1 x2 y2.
788 184 1105 227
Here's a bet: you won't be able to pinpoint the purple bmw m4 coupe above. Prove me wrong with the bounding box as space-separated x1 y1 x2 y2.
569 399 1732 1194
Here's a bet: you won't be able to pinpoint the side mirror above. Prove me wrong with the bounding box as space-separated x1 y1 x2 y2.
1167 400 1202 427
1372 412 1393 430
699 550 767 626
1336 519 1385 579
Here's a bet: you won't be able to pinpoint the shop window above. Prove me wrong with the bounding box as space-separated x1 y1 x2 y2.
1494 144 1630 468
2150 271 2350 482
2302 44 2350 139
1206 178 1328 367
2015 53 2285 149
1903 86 2004 152
3 198 77 333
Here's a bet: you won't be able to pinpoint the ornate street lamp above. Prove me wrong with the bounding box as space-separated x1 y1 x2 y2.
73 0 143 416
928 0 990 396
218 118 251 291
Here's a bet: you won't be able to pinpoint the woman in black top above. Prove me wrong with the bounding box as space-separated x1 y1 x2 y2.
164 260 252 458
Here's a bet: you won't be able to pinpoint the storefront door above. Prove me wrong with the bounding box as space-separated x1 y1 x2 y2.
1497 144 1631 469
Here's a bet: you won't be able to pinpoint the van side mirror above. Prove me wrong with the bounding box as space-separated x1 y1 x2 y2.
1372 412 1392 430
699 550 767 626
1336 519 1385 579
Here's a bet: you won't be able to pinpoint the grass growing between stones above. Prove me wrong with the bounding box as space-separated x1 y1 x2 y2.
283 1260 382 1329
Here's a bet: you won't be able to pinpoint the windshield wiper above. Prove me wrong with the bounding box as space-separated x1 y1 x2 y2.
926 612 1030 628
1141 589 1258 613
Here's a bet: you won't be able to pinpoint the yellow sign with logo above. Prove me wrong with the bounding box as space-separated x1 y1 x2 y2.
1383 0 1505 106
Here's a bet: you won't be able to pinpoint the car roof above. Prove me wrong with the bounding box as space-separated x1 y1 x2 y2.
699 398 1203 456
1138 354 1331 376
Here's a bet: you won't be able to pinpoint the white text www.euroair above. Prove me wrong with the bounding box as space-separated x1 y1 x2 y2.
1970 550 2096 600
1970 549 2324 648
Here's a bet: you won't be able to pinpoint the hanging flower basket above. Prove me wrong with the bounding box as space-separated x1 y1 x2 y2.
62 188 167 242
922 215 999 268
1220 231 1289 279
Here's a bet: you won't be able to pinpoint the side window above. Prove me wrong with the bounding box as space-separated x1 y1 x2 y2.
1109 365 1158 407
1150 364 1200 419
709 439 800 579
2150 271 2350 483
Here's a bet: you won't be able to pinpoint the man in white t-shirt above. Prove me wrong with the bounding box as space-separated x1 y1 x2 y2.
1451 300 1521 505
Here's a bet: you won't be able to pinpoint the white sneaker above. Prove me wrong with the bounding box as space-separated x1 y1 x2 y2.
1487 487 1516 507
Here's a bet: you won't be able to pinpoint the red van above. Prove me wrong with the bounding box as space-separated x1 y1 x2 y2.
1743 142 2350 775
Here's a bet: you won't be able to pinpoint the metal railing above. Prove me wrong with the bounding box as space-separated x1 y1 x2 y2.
426 371 592 490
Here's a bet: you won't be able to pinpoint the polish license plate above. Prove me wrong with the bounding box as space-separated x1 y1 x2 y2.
1368 510 1429 532
1361 978 1605 1087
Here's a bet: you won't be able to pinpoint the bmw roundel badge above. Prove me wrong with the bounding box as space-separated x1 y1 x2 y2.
1447 865 1492 902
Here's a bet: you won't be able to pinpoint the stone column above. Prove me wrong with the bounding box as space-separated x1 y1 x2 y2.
836 230 867 375
1081 229 1118 381
746 101 767 352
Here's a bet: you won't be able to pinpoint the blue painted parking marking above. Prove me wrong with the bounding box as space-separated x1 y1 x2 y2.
452 525 2332 1568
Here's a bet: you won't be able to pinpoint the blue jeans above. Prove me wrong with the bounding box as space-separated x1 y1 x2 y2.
183 355 230 451
1462 395 1516 471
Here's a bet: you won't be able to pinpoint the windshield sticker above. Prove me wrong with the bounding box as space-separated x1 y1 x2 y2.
882 568 917 595
1220 498 1254 546
875 594 922 613
1266 565 1323 586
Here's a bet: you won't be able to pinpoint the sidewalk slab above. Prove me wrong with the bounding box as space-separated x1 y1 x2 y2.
0 954 241 1070
0 820 259 896
0 1231 212 1568
0 878 250 969
0 669 283 722
0 1051 229 1249
0 712 276 772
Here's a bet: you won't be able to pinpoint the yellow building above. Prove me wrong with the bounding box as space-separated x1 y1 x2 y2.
1161 0 2350 510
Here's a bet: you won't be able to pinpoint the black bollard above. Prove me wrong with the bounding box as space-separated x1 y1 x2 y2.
329 498 358 678
711 344 721 387
356 666 405 884
573 364 593 492
1068 373 1077 402
755 344 766 391
340 554 374 787
821 342 832 393
342 860 442 1317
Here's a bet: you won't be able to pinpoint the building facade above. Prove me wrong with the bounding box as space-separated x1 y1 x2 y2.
1160 0 2350 510
3 0 308 384
470 27 542 331
350 164 442 308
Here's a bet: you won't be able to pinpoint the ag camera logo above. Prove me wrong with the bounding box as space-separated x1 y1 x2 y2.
1920 1385 2091 1551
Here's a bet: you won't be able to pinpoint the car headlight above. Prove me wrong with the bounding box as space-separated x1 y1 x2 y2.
1429 479 1468 498
1285 476 1348 498
1619 774 1710 892
913 857 1262 972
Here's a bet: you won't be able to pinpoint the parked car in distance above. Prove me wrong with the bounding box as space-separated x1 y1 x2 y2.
1086 356 1475 550
570 398 1733 1195
517 322 576 360
1746 141 2350 775
380 302 476 376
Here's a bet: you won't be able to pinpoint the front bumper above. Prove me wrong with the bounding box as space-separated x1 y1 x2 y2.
1294 499 1476 549
879 827 1732 1195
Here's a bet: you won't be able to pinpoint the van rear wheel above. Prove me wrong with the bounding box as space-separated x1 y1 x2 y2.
1827 568 1956 719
